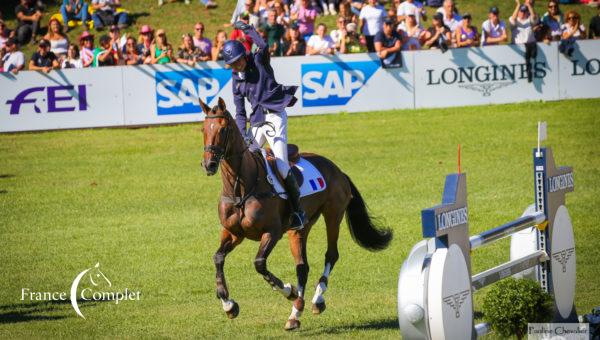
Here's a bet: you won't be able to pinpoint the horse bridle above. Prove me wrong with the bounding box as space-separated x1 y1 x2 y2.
203 114 231 163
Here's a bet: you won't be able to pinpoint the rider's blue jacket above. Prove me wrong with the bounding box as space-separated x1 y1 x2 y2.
232 26 298 135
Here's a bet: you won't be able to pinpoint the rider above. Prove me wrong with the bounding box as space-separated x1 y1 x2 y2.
222 21 306 230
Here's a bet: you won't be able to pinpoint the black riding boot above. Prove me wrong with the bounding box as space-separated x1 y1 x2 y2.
284 170 306 230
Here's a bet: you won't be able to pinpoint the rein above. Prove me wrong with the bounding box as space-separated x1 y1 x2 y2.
204 114 271 210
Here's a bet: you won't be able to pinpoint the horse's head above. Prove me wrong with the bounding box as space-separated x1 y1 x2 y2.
200 97 234 176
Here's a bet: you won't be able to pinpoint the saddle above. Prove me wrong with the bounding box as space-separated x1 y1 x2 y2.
263 144 304 188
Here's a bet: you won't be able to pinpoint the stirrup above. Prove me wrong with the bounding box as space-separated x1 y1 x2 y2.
289 211 306 231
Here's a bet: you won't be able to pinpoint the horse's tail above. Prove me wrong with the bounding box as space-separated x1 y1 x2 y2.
344 174 393 251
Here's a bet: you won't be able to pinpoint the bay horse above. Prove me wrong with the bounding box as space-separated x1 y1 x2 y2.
200 98 392 330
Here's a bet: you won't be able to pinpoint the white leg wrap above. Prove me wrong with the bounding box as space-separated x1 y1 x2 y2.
276 283 292 297
221 298 235 312
311 282 327 304
288 305 302 320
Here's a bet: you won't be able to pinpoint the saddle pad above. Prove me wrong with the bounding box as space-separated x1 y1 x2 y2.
260 149 327 199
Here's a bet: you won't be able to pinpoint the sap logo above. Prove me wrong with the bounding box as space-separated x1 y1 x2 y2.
6 85 87 115
155 69 231 115
301 61 380 107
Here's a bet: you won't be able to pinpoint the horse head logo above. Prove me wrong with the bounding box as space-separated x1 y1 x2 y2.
70 263 111 319
88 262 112 288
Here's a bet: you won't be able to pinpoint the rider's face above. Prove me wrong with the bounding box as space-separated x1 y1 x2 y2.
230 56 247 73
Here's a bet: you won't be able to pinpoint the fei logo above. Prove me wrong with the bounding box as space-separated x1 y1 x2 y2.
155 69 231 115
301 60 379 107
6 85 87 115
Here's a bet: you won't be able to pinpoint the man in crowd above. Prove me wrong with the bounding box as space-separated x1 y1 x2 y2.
375 18 402 68
94 34 119 66
262 9 285 56
397 0 426 27
192 22 212 61
590 6 600 39
28 39 59 73
0 38 25 74
481 6 507 46
510 0 537 44
437 0 461 32
60 0 90 31
15 0 44 45
91 0 129 31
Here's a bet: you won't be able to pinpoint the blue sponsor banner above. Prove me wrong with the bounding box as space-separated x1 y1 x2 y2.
155 68 231 115
301 60 380 107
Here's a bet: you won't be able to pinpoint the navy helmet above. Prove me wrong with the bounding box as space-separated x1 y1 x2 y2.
223 40 246 65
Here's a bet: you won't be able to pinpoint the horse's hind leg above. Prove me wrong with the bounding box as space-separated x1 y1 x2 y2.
214 229 243 319
311 204 344 315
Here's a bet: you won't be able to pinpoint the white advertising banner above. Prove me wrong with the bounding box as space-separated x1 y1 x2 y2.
413 43 560 108
272 53 414 116
0 67 124 132
121 62 233 126
558 40 600 100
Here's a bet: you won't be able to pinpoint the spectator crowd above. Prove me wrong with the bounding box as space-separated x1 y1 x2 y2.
1 0 600 74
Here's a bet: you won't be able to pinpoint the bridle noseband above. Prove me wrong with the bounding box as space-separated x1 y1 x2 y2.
203 114 232 164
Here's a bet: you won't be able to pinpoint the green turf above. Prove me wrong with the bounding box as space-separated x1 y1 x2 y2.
1 0 597 60
1 99 599 338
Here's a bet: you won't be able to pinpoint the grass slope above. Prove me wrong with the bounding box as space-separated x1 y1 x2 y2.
0 98 599 338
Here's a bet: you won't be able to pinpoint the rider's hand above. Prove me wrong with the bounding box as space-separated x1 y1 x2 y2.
234 21 251 32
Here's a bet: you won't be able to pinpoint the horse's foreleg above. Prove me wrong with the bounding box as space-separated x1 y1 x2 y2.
285 230 309 331
214 229 242 319
311 207 342 315
254 231 287 292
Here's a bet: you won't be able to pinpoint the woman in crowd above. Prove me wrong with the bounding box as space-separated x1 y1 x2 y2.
61 43 83 68
283 23 306 56
542 0 563 41
359 0 386 52
137 25 154 64
338 0 356 25
455 13 479 47
273 0 289 26
123 36 142 65
211 29 227 61
561 10 586 40
330 16 347 50
401 12 425 50
150 29 173 64
290 0 318 39
340 22 366 53
423 12 452 51
79 31 95 67
306 23 335 55
177 33 201 66
44 18 69 60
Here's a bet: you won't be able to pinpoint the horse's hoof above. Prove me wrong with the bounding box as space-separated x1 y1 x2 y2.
225 301 239 319
287 285 299 301
312 301 326 315
284 319 301 331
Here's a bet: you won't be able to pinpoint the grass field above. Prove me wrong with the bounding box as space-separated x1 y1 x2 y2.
1 98 599 338
1 0 598 59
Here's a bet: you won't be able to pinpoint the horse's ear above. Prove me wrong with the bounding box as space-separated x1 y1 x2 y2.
199 98 211 115
217 97 226 112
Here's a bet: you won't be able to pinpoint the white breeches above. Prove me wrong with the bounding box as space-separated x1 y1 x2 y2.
250 111 290 178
